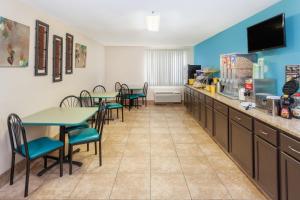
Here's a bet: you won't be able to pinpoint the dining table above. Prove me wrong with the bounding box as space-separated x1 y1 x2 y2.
22 107 98 176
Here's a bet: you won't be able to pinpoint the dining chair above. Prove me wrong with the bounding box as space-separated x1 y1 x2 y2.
121 84 139 110
60 95 90 150
79 90 97 151
7 114 64 197
67 103 106 174
137 82 149 106
93 85 107 105
93 85 106 93
106 88 124 124
115 82 122 102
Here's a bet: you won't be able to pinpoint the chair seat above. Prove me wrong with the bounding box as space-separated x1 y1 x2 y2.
69 128 100 145
127 94 139 99
107 103 123 109
137 93 146 98
21 137 63 160
65 122 89 132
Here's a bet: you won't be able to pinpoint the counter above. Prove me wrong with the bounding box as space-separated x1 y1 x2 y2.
186 85 300 140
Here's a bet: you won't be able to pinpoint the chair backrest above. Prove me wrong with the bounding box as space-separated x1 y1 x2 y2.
80 90 93 107
143 82 149 96
7 114 28 158
115 82 122 92
121 84 130 95
60 95 82 108
94 103 106 136
93 85 106 93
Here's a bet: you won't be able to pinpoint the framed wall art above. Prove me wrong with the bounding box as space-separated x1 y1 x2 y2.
75 43 87 68
53 35 63 82
65 33 73 74
35 20 49 75
0 16 29 67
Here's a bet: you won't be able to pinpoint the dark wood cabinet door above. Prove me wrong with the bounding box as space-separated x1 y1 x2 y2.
205 105 213 136
193 95 199 120
255 136 278 200
184 91 187 108
214 110 229 151
229 120 254 177
280 152 300 200
200 103 206 128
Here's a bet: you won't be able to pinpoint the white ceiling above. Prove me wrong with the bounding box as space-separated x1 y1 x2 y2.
19 0 280 46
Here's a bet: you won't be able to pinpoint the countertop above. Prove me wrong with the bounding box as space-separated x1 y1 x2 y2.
186 85 300 140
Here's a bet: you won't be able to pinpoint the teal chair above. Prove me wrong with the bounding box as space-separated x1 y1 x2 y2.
106 88 124 124
137 82 148 106
121 84 139 110
7 114 64 197
60 95 89 132
80 90 98 151
60 95 90 151
67 103 106 174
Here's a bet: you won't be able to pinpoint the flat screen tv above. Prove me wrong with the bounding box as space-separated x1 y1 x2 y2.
247 13 286 52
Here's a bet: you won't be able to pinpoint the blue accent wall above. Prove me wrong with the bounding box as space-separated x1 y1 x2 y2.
194 0 300 95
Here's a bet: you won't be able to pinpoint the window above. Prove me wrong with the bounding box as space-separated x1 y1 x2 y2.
145 49 188 86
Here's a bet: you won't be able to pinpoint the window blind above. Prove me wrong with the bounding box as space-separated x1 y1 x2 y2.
145 49 187 86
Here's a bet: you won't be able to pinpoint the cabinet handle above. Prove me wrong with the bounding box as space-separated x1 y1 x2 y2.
235 116 241 121
260 130 269 135
288 146 300 154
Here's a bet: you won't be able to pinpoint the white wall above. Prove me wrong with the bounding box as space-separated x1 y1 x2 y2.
104 46 193 100
0 0 105 175
105 46 145 91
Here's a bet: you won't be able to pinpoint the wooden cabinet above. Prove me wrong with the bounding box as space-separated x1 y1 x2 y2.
229 119 254 177
199 101 206 128
280 133 300 200
214 109 229 151
254 136 278 200
193 92 199 120
205 105 213 136
280 152 300 200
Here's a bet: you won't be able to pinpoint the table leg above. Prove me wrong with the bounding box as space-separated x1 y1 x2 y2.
36 126 82 176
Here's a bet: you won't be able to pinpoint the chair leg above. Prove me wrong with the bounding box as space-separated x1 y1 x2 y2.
145 98 147 106
10 152 15 185
107 109 110 125
69 144 73 175
122 107 124 122
117 109 119 118
87 143 90 152
94 141 97 155
43 156 47 169
99 140 102 166
24 159 30 197
59 148 63 177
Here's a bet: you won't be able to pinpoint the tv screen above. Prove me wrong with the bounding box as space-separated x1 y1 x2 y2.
247 13 286 52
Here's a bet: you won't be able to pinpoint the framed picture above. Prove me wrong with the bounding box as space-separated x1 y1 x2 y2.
35 20 49 75
0 16 29 67
53 35 63 82
75 43 87 68
65 33 73 74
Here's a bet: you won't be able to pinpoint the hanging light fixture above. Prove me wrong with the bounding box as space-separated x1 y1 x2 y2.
146 11 160 32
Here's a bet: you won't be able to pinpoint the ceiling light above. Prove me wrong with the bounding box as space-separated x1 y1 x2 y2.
146 11 160 32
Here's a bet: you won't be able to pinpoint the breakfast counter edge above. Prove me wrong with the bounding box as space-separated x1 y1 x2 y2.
186 85 300 140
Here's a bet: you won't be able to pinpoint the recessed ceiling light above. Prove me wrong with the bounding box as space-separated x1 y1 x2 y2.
146 11 160 32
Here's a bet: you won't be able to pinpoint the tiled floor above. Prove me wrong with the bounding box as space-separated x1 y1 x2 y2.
0 104 267 200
